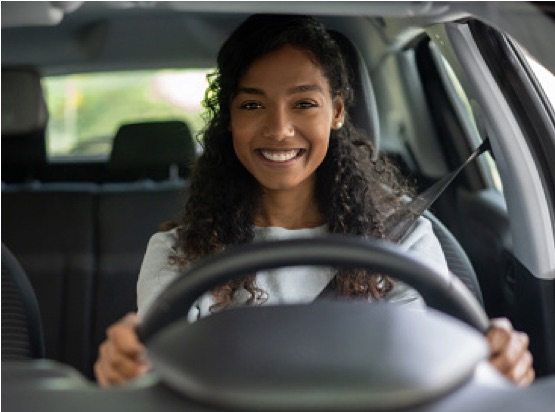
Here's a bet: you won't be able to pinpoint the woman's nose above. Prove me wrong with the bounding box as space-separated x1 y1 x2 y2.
263 109 294 139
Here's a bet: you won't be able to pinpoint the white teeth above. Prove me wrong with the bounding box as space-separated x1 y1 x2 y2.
260 149 300 162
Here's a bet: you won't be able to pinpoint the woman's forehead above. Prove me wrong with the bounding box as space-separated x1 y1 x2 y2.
237 45 331 93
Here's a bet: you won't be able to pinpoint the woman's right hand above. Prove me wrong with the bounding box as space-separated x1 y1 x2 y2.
94 313 150 387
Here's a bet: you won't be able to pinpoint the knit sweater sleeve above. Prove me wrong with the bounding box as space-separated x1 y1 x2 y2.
136 229 198 319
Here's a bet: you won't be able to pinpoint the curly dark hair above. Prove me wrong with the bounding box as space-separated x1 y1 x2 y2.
169 14 414 308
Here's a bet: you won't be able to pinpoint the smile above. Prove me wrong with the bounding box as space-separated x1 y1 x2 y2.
258 149 304 162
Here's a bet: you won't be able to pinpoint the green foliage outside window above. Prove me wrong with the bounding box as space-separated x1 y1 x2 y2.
43 69 211 158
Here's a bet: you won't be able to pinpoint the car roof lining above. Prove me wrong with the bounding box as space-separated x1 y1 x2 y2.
4 2 555 77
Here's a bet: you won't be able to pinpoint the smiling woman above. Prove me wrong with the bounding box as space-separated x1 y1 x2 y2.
93 13 534 389
4 2 555 410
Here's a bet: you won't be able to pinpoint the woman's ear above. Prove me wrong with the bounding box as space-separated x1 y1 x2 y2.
332 95 345 130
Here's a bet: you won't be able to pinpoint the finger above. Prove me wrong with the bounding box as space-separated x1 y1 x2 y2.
94 313 149 387
94 359 108 387
102 336 149 380
95 360 128 387
489 332 529 375
94 346 129 387
121 312 142 328
518 367 535 387
507 348 533 384
486 325 512 357
107 314 146 360
96 339 149 386
489 317 513 330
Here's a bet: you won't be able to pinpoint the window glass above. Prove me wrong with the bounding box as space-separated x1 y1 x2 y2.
524 55 555 111
43 69 212 159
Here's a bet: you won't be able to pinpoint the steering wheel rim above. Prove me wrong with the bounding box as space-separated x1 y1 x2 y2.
139 235 489 341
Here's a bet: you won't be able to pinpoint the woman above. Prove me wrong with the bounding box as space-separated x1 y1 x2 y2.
95 14 534 387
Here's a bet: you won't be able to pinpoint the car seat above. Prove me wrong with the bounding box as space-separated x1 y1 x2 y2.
1 67 48 183
105 120 196 182
1 243 45 360
330 30 483 304
329 30 381 160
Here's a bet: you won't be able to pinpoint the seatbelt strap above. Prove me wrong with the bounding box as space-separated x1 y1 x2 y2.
316 137 491 298
386 137 491 243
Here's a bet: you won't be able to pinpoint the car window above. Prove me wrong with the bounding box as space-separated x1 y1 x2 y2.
43 69 212 160
524 54 555 112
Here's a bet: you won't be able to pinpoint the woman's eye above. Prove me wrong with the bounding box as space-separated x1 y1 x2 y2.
240 101 263 110
295 100 318 109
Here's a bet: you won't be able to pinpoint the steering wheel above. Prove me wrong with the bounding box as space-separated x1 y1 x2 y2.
139 235 489 340
138 235 491 411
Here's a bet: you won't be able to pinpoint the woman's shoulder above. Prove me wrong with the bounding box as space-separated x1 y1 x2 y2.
398 216 435 249
137 227 181 317
399 215 449 279
146 227 179 253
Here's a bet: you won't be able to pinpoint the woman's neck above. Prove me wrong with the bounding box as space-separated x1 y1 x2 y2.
255 185 324 229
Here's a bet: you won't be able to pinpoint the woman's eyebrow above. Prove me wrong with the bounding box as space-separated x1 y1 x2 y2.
236 87 264 96
287 84 324 94
235 84 324 96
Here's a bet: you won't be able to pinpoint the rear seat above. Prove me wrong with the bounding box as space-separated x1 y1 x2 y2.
2 183 97 376
2 68 95 374
1 67 48 183
105 120 196 181
2 68 195 379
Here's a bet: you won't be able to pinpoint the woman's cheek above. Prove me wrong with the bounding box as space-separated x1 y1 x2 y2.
231 112 258 139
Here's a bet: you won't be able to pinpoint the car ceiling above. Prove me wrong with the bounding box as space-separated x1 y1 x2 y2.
3 1 555 77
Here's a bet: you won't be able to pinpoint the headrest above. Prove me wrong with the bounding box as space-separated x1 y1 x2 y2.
329 31 380 159
1 67 48 135
1 67 48 182
106 120 196 182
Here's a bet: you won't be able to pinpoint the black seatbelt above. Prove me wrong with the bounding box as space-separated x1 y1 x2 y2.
316 137 492 298
386 137 492 243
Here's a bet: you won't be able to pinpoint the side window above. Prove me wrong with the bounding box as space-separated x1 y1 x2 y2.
43 69 212 159
428 43 503 192
523 54 555 113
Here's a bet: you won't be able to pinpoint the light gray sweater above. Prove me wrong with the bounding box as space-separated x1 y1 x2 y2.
137 217 449 321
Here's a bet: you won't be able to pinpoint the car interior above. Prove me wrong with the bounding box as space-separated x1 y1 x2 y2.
2 2 555 411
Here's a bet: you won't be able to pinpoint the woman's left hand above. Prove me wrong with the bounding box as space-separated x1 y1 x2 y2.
486 318 535 386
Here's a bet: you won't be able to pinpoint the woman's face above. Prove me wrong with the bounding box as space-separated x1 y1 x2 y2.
230 45 344 193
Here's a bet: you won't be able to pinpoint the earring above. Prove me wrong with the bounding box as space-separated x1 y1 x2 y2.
335 121 343 130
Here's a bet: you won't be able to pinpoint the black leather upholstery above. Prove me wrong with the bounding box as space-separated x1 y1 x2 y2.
2 117 196 378
1 243 45 360
425 211 484 304
2 180 187 378
1 186 97 373
1 67 48 183
106 120 196 181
